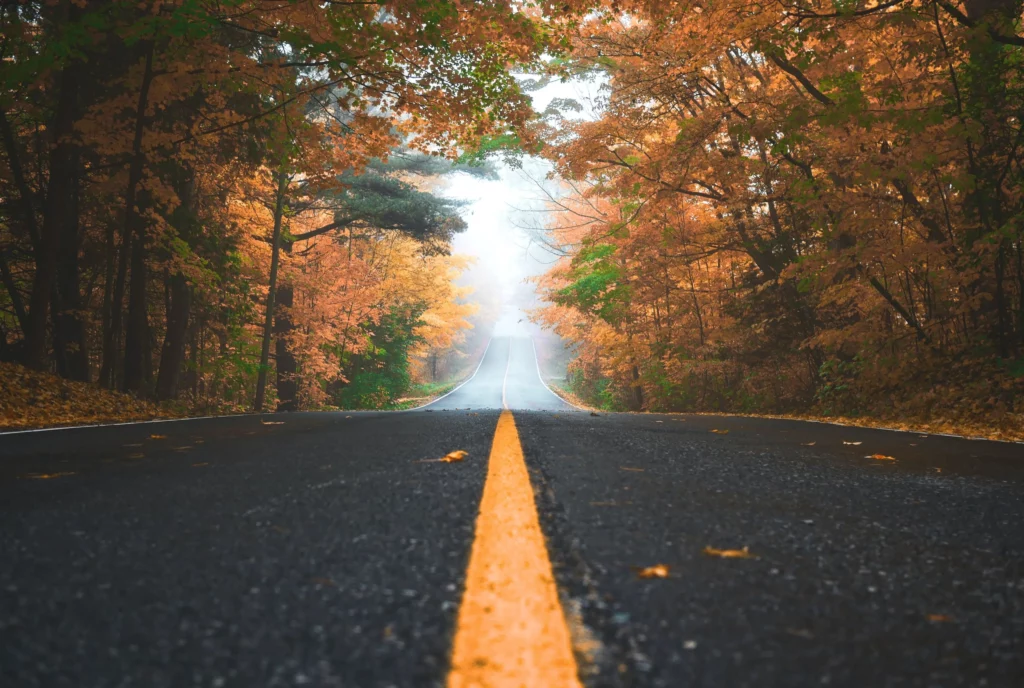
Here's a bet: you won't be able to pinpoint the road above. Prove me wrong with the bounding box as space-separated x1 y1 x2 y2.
2 334 1023 687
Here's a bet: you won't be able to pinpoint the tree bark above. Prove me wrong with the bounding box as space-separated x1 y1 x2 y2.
25 58 80 370
121 42 156 395
155 272 191 400
254 171 289 412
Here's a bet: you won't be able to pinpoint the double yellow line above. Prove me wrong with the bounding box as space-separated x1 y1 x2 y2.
447 410 584 688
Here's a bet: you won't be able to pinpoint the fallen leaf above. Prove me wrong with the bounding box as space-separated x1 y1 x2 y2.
866 454 896 461
655 420 664 423
440 450 468 463
149 434 166 440
123 443 143 448
927 613 952 623
932 467 943 473
786 628 815 639
843 441 862 446
21 471 76 480
704 545 757 559
260 420 285 425
635 564 670 578
710 429 729 434
174 446 193 451
802 441 816 446
590 412 600 417
127 453 145 459
620 466 645 472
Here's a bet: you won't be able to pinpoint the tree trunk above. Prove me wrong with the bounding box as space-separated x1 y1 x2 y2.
155 272 191 400
52 163 89 381
274 251 298 412
121 42 155 395
25 58 80 370
254 171 289 412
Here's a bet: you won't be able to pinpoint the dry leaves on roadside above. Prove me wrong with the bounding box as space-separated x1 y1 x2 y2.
149 434 166 440
635 564 670 579
20 472 75 480
866 454 896 461
710 429 729 434
802 441 816 446
704 545 757 559
843 441 862 446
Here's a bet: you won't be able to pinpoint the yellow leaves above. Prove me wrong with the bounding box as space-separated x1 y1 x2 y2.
149 434 167 440
703 546 757 559
260 420 285 425
866 454 896 461
20 472 75 480
441 450 469 463
619 466 644 472
709 428 729 434
635 564 670 579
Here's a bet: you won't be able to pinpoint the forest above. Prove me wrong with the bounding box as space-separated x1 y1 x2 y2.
1 0 1022 432
0 0 543 414
532 0 1024 433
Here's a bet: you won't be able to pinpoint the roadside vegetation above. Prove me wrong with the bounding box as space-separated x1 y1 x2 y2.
532 0 1024 439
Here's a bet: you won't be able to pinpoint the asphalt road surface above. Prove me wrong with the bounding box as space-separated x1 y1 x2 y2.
2 335 1023 687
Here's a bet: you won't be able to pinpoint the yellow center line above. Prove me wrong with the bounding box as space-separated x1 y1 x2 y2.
447 410 583 688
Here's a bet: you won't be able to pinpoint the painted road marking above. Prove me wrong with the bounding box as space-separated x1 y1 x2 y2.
447 410 582 688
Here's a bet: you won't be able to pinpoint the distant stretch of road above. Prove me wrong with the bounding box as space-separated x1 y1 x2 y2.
2 334 1022 687
425 335 572 411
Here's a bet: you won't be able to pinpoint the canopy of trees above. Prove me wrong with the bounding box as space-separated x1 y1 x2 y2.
534 0 1024 427
0 0 546 411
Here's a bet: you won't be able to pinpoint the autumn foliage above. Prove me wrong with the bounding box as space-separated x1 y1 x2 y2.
533 0 1024 432
0 0 547 415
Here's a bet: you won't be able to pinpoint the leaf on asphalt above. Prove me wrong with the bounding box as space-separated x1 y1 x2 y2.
842 441 862 445
710 429 729 434
866 454 896 461
123 443 143 447
802 441 816 446
174 446 193 451
149 434 166 440
127 453 145 459
440 450 468 463
619 466 645 472
260 420 285 425
635 564 670 579
703 545 757 559
21 472 76 480
927 613 952 623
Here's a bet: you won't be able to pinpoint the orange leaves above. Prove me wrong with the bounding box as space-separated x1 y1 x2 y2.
709 429 729 435
866 454 896 461
635 564 670 579
20 472 76 480
703 546 757 559
440 450 469 463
